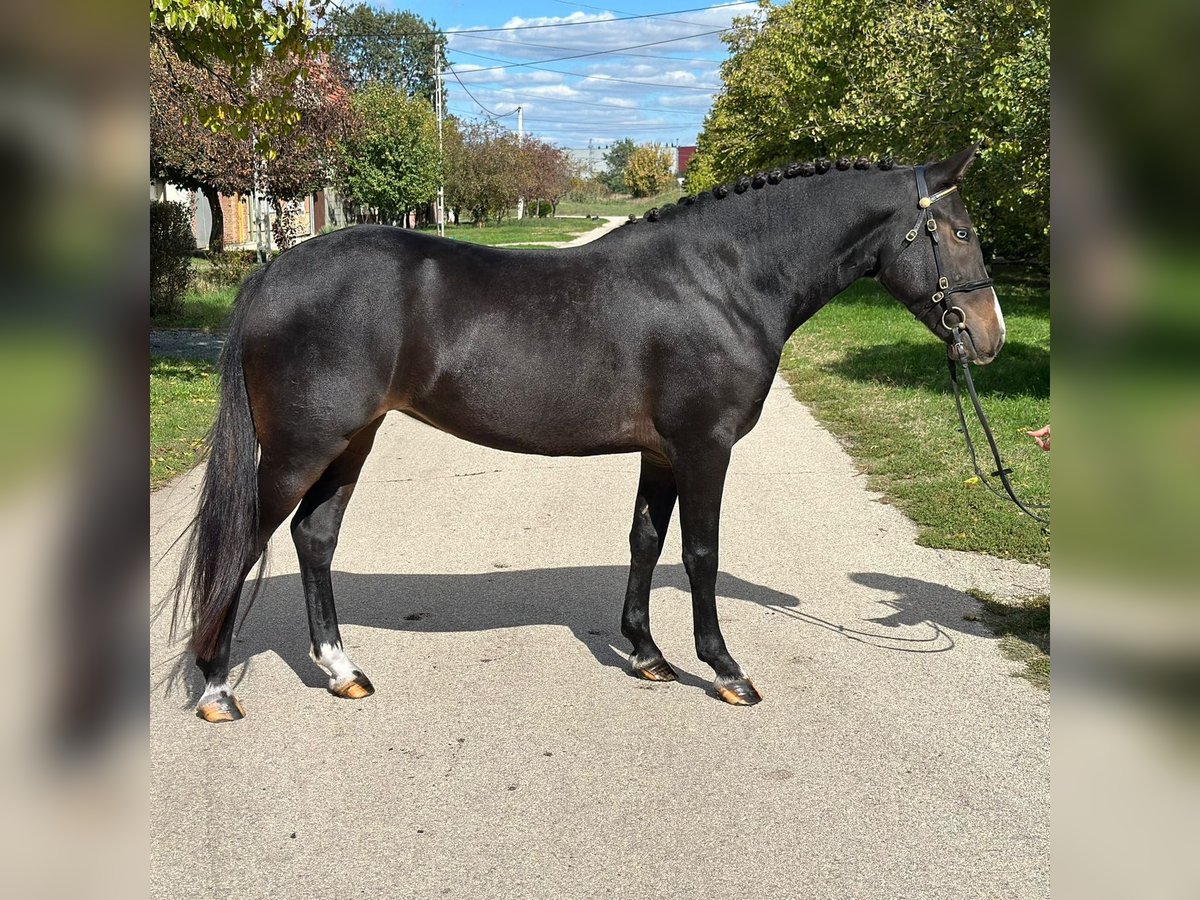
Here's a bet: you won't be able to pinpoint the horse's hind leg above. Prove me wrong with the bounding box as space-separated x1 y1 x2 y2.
622 455 679 681
195 451 334 722
291 416 384 700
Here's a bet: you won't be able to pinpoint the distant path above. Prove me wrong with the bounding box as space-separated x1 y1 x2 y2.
150 329 225 362
495 215 625 248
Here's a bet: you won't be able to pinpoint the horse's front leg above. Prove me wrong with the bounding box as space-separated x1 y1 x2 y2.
674 444 762 706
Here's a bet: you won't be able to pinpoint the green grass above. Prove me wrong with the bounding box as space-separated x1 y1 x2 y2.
966 589 1050 689
150 283 237 330
151 256 252 330
555 190 686 218
779 270 1050 565
150 356 218 488
425 218 596 247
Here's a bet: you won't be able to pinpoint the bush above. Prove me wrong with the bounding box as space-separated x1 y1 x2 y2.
151 201 195 316
204 250 259 289
565 176 607 204
623 145 675 198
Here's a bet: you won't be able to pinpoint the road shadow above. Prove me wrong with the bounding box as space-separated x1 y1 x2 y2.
164 566 993 703
826 340 1050 399
215 565 797 699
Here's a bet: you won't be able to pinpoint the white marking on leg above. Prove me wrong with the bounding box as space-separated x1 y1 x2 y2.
311 642 361 689
197 677 232 709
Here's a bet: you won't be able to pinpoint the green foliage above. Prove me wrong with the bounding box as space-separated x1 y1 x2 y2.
689 0 1049 259
151 201 195 316
601 138 635 193
623 144 676 198
204 250 259 288
149 0 324 155
565 176 607 204
327 3 445 99
335 83 441 221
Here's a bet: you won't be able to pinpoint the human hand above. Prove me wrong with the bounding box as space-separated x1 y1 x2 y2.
1027 425 1050 451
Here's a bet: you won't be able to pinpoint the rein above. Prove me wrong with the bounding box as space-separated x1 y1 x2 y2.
890 166 1050 527
946 339 1050 525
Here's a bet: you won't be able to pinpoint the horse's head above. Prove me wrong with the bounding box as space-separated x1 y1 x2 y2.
878 145 1006 365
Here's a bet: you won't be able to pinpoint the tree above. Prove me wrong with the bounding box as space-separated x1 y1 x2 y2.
444 120 527 224
601 138 636 194
150 0 327 154
335 83 441 223
152 45 351 250
624 144 675 198
326 3 445 100
151 45 253 250
685 0 1049 259
524 140 575 216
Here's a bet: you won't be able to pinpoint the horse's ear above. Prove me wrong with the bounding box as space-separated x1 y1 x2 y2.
927 143 980 189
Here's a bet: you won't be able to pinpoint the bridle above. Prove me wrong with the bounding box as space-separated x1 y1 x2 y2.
882 166 1049 526
885 164 995 343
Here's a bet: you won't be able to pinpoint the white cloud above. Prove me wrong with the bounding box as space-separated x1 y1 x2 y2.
441 3 763 147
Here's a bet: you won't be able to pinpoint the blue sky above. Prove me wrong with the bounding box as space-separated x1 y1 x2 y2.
376 1 764 151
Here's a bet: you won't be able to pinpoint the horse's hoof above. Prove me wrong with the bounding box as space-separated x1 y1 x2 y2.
632 658 678 682
715 678 762 706
196 694 245 723
329 672 375 700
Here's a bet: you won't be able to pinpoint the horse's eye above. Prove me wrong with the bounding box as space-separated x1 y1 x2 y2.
954 228 970 241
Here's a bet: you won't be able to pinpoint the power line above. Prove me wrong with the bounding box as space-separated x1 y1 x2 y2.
449 51 720 91
321 2 757 37
473 88 706 116
446 66 520 118
549 0 724 29
446 105 703 128
447 29 728 66
446 29 722 72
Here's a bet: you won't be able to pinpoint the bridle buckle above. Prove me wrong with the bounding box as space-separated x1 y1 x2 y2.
938 276 949 290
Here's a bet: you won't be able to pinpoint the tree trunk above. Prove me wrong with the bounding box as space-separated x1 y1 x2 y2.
201 183 223 254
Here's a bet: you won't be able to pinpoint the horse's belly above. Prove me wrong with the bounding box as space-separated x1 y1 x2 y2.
400 376 656 457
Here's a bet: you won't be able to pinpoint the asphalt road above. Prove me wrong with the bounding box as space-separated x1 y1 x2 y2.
150 365 1049 898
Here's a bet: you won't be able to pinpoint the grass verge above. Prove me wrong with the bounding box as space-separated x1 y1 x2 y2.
779 271 1050 565
150 356 217 489
150 284 237 330
426 218 596 246
966 589 1050 689
555 190 686 218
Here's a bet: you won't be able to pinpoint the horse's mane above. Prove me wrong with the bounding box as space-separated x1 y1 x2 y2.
624 155 899 227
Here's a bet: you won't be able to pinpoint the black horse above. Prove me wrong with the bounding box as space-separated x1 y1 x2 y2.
172 145 1005 722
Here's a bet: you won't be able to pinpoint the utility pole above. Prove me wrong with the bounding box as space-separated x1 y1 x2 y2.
515 105 524 221
250 65 268 263
435 45 446 237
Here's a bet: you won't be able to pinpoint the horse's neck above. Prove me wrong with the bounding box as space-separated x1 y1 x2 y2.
697 175 901 344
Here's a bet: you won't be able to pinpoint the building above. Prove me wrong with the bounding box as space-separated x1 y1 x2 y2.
151 181 358 251
676 144 696 176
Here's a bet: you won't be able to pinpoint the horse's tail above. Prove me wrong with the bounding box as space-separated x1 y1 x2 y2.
170 268 268 659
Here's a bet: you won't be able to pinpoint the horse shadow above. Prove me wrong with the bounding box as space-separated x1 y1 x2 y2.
204 565 994 698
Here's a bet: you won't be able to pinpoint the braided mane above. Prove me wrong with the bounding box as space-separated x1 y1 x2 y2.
625 155 898 226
